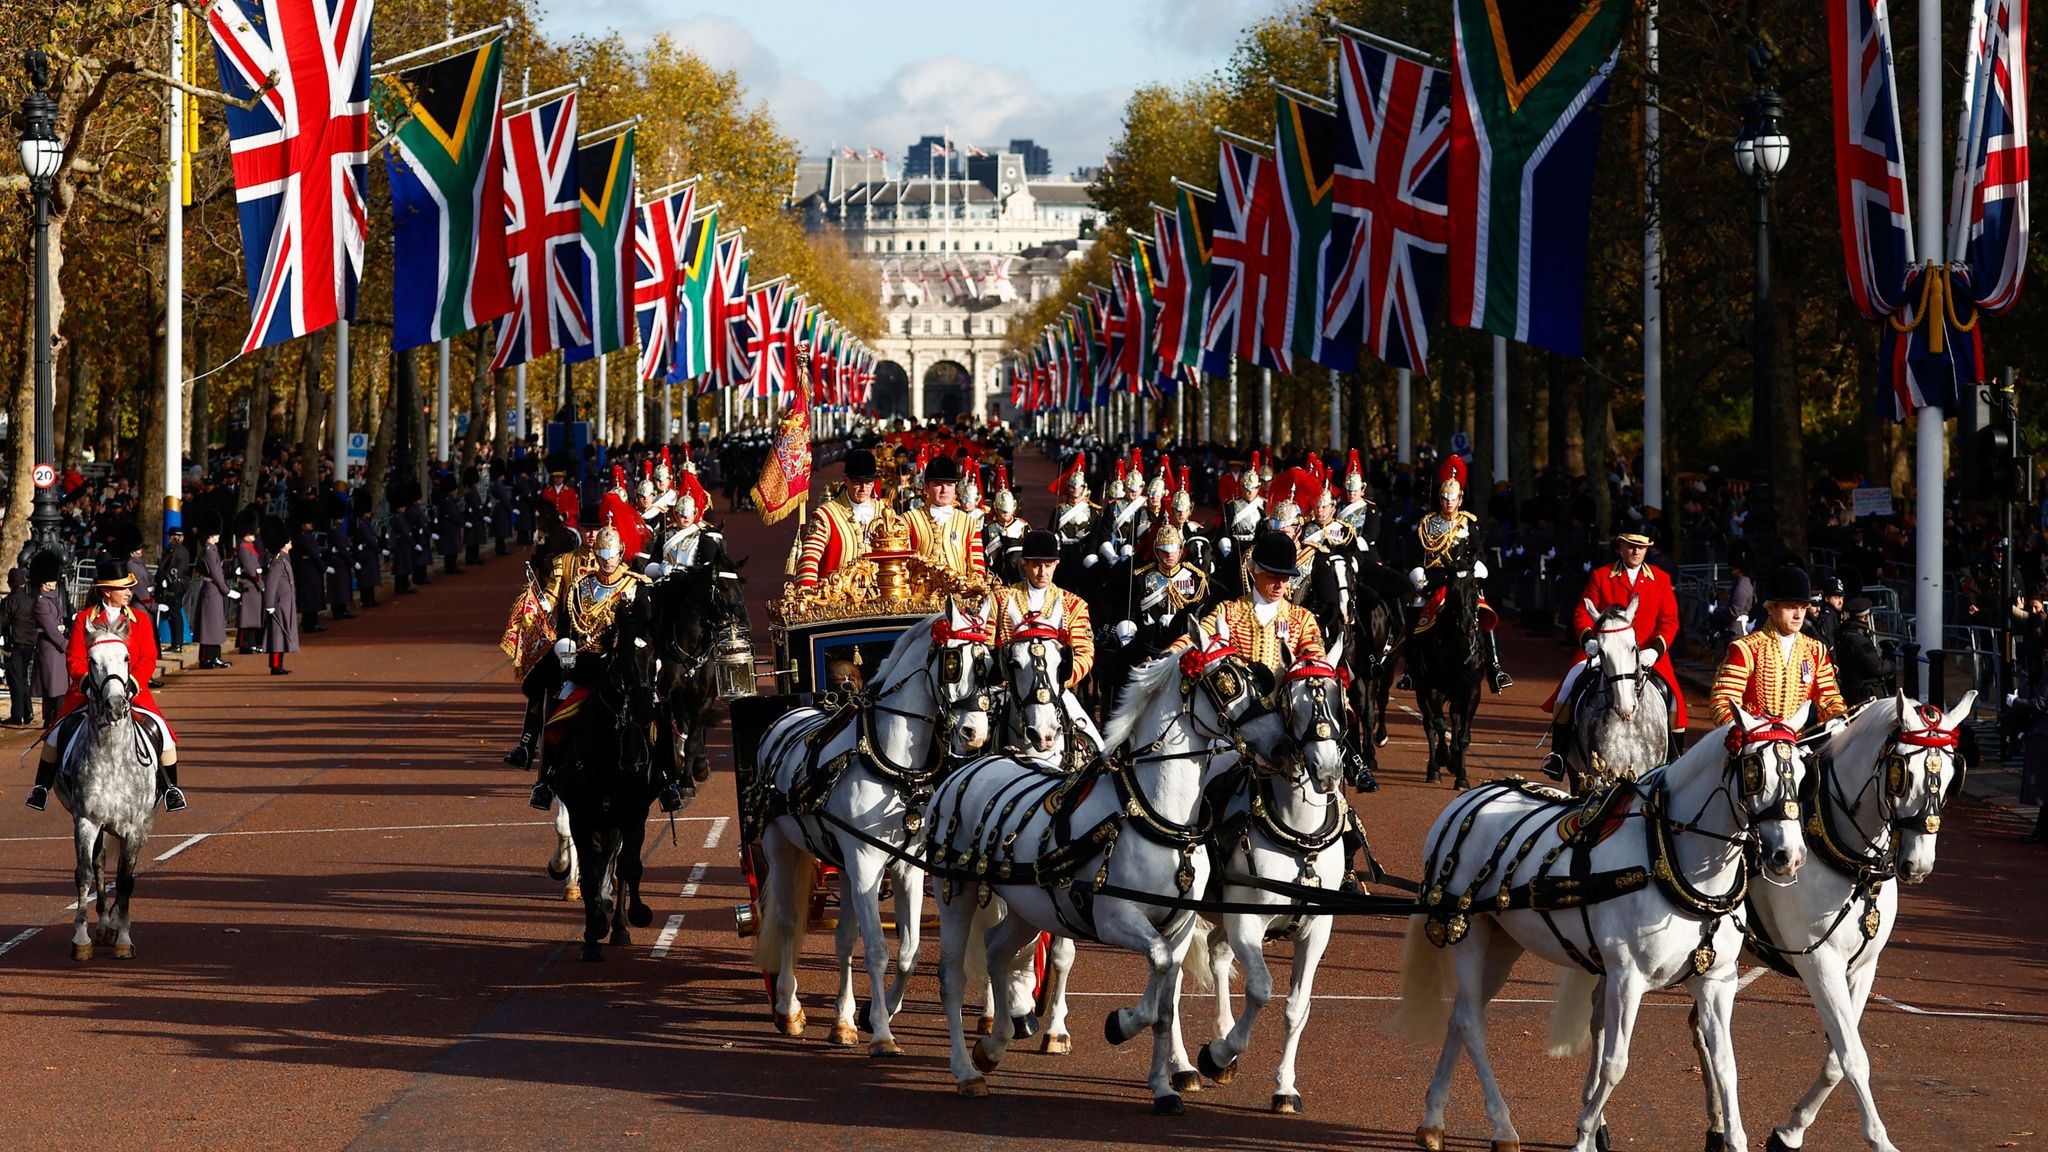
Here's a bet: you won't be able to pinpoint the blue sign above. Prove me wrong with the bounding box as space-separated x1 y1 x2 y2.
1451 431 1471 456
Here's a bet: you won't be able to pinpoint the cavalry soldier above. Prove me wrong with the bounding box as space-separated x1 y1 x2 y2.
992 529 1099 767
1709 565 1848 727
1295 473 1357 650
1216 453 1268 595
1402 455 1512 694
1176 531 1326 675
1540 528 1688 779
958 466 987 534
797 448 884 586
542 453 581 526
658 471 726 575
1118 521 1210 655
981 466 1030 586
1109 457 1150 556
904 455 985 577
1048 457 1098 550
598 466 646 567
26 554 186 813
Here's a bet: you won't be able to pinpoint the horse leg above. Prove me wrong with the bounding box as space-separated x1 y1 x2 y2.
112 831 142 959
94 831 121 945
1201 912 1271 1084
68 821 100 962
935 885 985 1095
839 848 902 1057
1039 934 1075 1054
1205 918 1237 1044
1691 971 1748 1152
972 911 1040 1075
1163 964 1199 1094
1452 696 1476 790
1418 693 1442 783
1269 915 1333 1114
1448 921 1525 1149
1149 914 1198 1114
571 817 611 961
830 905 860 1046
1574 968 1647 1152
548 801 576 888
614 821 649 943
1777 955 1893 1152
887 860 923 1019
1688 997 1727 1148
755 824 811 1034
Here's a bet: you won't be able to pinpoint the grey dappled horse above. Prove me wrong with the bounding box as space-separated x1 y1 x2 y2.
57 613 161 961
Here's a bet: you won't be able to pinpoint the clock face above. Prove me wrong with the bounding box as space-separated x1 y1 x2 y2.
1006 167 1018 179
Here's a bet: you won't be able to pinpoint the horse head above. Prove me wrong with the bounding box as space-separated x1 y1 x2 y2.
1585 596 1644 722
931 595 997 756
1728 703 1813 879
1002 618 1070 757
1273 659 1349 795
85 616 135 722
1173 617 1286 771
1872 689 1976 884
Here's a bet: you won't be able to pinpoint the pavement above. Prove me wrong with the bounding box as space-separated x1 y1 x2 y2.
0 451 2039 1151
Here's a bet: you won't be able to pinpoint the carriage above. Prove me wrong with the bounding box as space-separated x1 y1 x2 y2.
729 533 1002 944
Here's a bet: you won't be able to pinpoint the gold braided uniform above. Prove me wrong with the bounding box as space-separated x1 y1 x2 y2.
991 584 1094 687
905 506 986 576
560 566 648 654
1174 595 1325 673
1709 629 1847 725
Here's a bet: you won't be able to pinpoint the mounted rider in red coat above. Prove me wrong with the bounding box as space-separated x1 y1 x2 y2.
1540 528 1686 779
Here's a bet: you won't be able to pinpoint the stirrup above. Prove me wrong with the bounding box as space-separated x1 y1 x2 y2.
162 786 188 813
1490 670 1513 694
658 781 684 813
25 785 47 811
1539 753 1566 782
529 782 554 811
505 743 533 768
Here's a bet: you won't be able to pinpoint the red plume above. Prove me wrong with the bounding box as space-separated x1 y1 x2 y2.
1249 450 1262 475
995 464 1009 491
1047 455 1083 495
1129 446 1144 476
1177 465 1189 495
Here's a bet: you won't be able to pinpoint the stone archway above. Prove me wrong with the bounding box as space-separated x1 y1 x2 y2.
871 360 910 418
923 360 970 420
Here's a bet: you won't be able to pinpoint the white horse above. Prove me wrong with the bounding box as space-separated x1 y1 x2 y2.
1184 658 1356 1114
1701 691 1973 1152
1567 598 1673 794
750 597 995 1055
1391 705 1817 1152
927 623 1294 1113
56 614 163 962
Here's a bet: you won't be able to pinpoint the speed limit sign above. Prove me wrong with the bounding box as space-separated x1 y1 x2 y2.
31 464 55 490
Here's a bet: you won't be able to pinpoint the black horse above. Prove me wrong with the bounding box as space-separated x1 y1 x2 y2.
548 599 664 960
642 555 749 793
1408 570 1485 790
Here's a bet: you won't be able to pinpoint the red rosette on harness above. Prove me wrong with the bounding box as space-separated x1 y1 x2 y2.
1179 634 1239 680
932 614 993 646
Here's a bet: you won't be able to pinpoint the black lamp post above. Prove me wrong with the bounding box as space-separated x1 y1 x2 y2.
15 52 66 572
1734 45 1790 561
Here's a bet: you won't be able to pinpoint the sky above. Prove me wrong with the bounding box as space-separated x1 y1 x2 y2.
531 0 1284 175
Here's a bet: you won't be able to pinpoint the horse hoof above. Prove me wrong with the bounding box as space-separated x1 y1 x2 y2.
628 902 653 929
1151 1093 1184 1117
1271 1093 1301 1115
1038 1032 1071 1056
869 1037 904 1058
1415 1127 1445 1152
1375 732 1389 747
1010 1014 1037 1040
1172 1070 1202 1094
1424 770 1440 784
1454 776 1472 791
1703 1132 1725 1152
1197 1042 1238 1084
1103 1010 1136 1047
829 1022 859 1047
774 1008 807 1037
564 883 582 902
957 1077 989 1099
71 942 91 963
971 1038 1000 1074
113 942 134 960
609 928 631 947
976 1013 994 1036
1595 1123 1612 1152
1764 1132 1796 1152
579 943 603 962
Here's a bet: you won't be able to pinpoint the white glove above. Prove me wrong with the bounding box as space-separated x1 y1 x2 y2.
1822 716 1848 737
325 567 335 575
382 550 391 558
1082 554 1099 568
264 607 275 615
155 604 167 614
1115 620 1137 646
1583 638 1600 657
1098 541 1119 564
1120 542 1134 560
228 590 242 600
1473 559 1489 579
1407 567 1427 590
2006 690 2021 708
1640 649 1659 668
1218 537 1233 556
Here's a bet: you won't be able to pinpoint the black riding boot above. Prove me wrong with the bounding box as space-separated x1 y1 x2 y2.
1667 728 1686 763
25 757 57 810
654 722 686 813
506 698 543 767
159 762 187 812
1484 629 1512 694
1541 719 1572 782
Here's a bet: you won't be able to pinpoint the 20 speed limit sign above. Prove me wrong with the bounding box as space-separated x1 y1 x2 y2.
31 464 55 489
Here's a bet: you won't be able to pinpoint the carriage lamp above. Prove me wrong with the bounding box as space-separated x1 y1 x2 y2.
713 621 757 700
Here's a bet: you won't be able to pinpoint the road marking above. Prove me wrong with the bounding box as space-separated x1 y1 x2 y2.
704 816 728 849
1872 994 2048 1022
649 914 685 959
681 861 708 898
0 928 39 957
0 815 721 847
154 833 211 863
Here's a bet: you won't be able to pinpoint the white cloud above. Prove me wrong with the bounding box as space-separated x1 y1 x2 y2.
1142 0 1282 58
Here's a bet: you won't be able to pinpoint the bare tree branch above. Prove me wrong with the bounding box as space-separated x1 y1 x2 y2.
49 47 278 111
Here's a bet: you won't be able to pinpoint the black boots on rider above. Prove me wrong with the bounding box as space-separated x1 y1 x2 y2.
24 757 56 810
28 759 185 811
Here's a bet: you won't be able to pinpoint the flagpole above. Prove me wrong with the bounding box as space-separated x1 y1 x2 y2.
164 4 186 538
1259 367 1273 448
436 340 450 463
334 319 351 491
1397 368 1412 464
1913 0 1943 697
1228 357 1240 446
1492 335 1508 480
512 66 530 453
1642 0 1663 514
1328 373 1341 452
635 374 646 442
596 353 608 444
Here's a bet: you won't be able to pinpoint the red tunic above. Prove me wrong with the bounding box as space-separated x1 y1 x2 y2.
542 483 580 525
52 605 171 735
1545 561 1687 727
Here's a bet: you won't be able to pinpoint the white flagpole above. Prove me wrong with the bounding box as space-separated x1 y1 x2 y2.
511 64 528 451
436 339 451 462
635 373 647 442
1492 335 1508 480
334 319 351 487
1642 0 1664 514
1914 0 1944 694
514 365 526 444
1328 372 1341 451
1397 367 1412 463
596 352 608 443
1259 366 1273 447
164 5 186 535
1228 356 1240 445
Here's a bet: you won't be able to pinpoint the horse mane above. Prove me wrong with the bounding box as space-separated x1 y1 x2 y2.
1103 652 1184 753
1594 603 1633 633
870 614 937 693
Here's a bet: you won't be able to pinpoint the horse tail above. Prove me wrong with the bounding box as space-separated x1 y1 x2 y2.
1386 914 1452 1044
751 843 816 974
1180 919 1214 994
1546 965 1599 1057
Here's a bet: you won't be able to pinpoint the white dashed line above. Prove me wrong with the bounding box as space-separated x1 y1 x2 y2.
704 816 728 849
681 861 708 898
154 833 211 863
1872 994 2048 1022
0 815 720 846
0 928 39 957
649 914 685 959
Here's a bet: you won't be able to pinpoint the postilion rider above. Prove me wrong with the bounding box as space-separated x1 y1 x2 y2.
1175 531 1327 673
1540 528 1688 780
27 555 187 813
991 529 1099 767
1709 565 1848 730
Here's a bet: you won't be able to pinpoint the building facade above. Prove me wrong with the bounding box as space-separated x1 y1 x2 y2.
795 149 1100 422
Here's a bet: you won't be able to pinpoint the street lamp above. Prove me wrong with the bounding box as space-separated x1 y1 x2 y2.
1733 44 1789 561
14 50 67 571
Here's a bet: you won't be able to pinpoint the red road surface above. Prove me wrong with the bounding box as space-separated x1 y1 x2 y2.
0 449 2041 1151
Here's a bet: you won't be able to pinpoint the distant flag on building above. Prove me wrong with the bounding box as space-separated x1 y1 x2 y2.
492 93 587 369
1448 0 1628 356
379 37 513 352
206 0 374 354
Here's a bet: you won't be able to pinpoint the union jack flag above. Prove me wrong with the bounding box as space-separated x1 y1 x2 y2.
205 0 373 354
1206 142 1290 371
712 233 752 393
634 184 695 382
1326 34 1451 374
747 281 789 399
1948 0 2030 315
492 94 588 369
1830 0 1916 321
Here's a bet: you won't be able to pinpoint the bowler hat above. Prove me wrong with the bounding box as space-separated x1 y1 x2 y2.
1763 565 1813 604
1251 532 1301 578
844 449 878 482
1021 529 1061 562
923 455 962 484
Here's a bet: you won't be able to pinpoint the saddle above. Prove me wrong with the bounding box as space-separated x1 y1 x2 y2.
541 685 593 748
1555 783 1636 847
1411 585 1499 636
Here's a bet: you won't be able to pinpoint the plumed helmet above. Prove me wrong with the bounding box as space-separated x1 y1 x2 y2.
1266 496 1302 532
591 521 625 561
680 443 699 475
1107 460 1127 501
1153 521 1184 551
1438 454 1467 502
993 487 1018 515
609 465 628 495
1242 452 1264 493
678 488 699 523
1146 470 1168 500
960 469 982 507
1064 464 1088 498
1127 446 1145 487
655 446 674 487
1344 449 1364 495
1258 454 1274 483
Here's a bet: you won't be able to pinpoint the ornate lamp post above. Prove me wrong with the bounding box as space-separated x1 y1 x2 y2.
15 51 66 569
1733 45 1790 560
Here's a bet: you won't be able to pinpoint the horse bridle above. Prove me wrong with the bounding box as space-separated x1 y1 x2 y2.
1841 707 1960 841
84 635 136 719
999 624 1076 760
1589 618 1647 713
855 614 993 773
1267 660 1348 783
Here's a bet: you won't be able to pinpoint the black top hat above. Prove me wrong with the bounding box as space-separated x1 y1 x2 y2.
1021 529 1061 562
844 448 878 482
27 550 60 587
923 455 962 484
1763 565 1813 604
92 553 136 589
1251 531 1301 578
